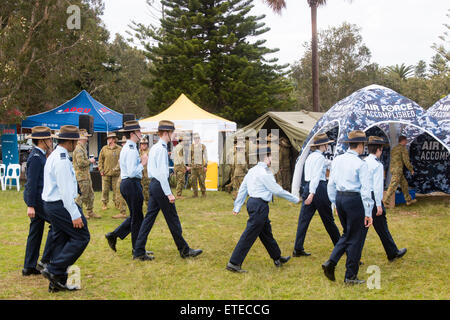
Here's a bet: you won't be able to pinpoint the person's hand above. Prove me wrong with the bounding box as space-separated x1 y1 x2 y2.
186 166 191 171
411 170 415 176
168 194 176 203
100 171 104 176
141 153 149 166
233 211 239 216
89 157 96 164
204 167 207 172
72 217 84 229
304 193 314 205
364 216 373 228
376 206 383 216
27 207 35 218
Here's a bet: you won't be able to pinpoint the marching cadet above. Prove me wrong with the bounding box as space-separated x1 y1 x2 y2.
23 126 55 276
322 130 373 285
292 133 340 257
133 120 203 261
189 133 208 198
383 135 417 208
111 135 128 219
73 129 99 219
173 135 189 199
139 137 151 209
227 146 299 273
104 121 148 254
364 136 407 261
231 137 247 200
98 132 121 211
41 125 90 292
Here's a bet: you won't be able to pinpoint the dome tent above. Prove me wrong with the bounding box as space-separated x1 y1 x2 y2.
291 84 447 198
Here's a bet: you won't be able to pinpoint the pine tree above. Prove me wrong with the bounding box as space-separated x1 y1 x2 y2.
133 0 294 125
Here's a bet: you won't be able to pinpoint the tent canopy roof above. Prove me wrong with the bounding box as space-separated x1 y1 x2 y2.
233 110 324 151
21 90 123 132
140 94 233 123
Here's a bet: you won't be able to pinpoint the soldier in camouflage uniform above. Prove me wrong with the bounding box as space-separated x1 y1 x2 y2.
98 132 121 211
139 138 151 209
231 137 247 200
189 133 208 198
173 135 188 199
384 135 417 208
73 129 100 219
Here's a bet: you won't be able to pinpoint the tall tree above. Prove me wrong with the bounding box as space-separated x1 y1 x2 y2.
414 60 427 78
384 63 414 80
131 0 294 125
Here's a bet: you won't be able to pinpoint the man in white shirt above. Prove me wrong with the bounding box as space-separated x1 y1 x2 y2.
41 125 90 292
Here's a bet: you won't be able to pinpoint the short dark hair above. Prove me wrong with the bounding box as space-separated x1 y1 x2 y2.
368 144 383 154
398 135 407 143
32 139 40 146
124 132 131 139
349 142 363 149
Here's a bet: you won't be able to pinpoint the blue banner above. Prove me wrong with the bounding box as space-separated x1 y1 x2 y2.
1 124 19 185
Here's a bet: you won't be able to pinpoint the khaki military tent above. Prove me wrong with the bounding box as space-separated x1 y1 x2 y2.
220 110 324 188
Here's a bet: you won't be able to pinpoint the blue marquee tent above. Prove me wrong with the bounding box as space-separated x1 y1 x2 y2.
21 90 123 132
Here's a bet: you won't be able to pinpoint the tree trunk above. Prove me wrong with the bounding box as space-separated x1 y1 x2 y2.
310 4 320 112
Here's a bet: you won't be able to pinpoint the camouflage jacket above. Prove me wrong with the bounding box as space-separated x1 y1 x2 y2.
73 144 91 181
173 143 186 167
390 144 413 174
98 144 121 176
190 143 208 167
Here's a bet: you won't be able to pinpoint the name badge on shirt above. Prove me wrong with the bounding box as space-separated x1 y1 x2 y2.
129 145 134 149
60 153 66 160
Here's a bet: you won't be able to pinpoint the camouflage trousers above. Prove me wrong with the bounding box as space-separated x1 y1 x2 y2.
102 175 120 207
174 165 186 196
116 177 127 214
141 177 151 208
232 176 245 199
191 166 206 196
384 173 412 203
76 179 94 212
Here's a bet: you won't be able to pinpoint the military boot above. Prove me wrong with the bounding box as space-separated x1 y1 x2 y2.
87 210 101 219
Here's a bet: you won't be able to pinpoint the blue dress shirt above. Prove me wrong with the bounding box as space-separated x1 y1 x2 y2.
327 150 373 217
120 140 144 179
304 150 327 194
42 145 81 220
365 154 384 207
147 138 172 196
233 162 300 213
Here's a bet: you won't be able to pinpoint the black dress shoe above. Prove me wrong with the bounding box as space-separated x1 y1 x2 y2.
344 276 365 285
22 267 41 276
42 268 76 292
274 256 291 267
132 249 155 256
180 248 203 258
293 249 311 257
322 260 336 281
226 262 247 273
389 248 407 262
133 253 155 261
105 232 117 252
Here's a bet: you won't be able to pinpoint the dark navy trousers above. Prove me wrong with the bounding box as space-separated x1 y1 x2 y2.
329 192 367 279
112 178 144 249
43 201 90 276
294 181 340 251
134 179 189 257
361 193 399 260
24 204 55 268
230 197 281 266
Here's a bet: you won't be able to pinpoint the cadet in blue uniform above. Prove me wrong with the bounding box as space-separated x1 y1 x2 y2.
22 126 55 276
292 133 340 257
105 121 148 255
363 136 407 261
133 120 203 261
227 146 300 273
322 130 373 285
41 126 90 292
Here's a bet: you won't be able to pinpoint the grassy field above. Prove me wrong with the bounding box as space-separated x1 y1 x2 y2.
0 188 449 300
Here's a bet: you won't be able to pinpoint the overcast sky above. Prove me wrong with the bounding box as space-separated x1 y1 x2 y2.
101 0 449 68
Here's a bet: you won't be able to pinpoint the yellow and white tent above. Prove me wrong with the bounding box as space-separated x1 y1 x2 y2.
139 94 237 191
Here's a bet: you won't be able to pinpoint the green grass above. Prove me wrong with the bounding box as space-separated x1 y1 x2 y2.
0 188 449 300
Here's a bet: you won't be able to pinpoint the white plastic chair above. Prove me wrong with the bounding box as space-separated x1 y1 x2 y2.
5 164 21 191
0 164 6 191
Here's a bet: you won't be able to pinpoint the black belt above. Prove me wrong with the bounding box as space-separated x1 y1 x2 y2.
250 197 269 204
123 177 142 182
337 191 360 196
